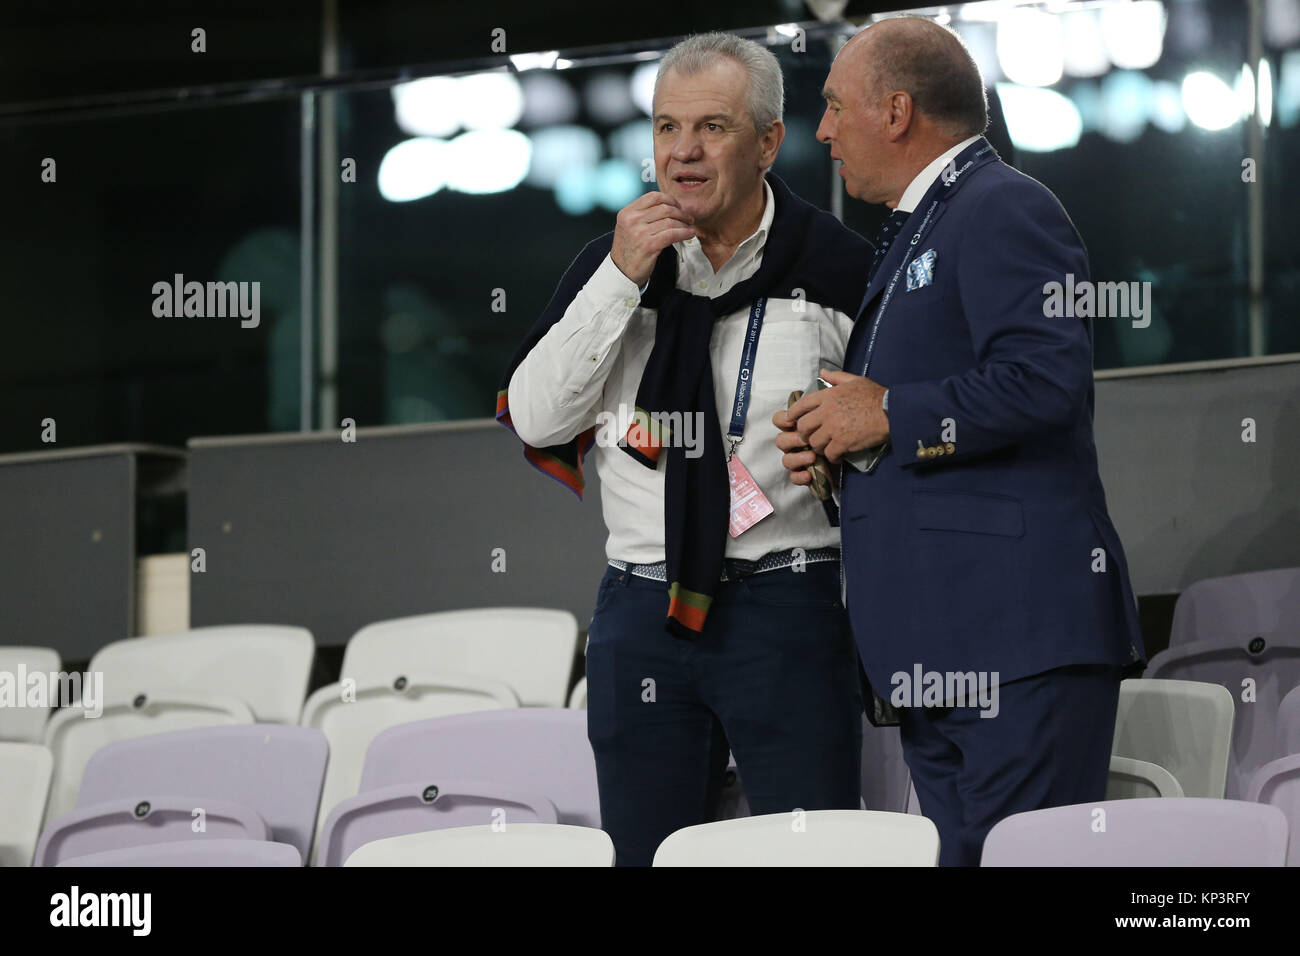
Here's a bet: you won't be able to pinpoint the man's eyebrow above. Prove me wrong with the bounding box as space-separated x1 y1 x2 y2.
652 112 734 125
822 86 838 102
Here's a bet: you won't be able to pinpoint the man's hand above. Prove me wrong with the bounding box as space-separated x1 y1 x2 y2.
773 406 817 487
611 192 696 288
782 368 889 464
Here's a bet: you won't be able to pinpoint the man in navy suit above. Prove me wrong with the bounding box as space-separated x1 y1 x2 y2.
776 16 1146 866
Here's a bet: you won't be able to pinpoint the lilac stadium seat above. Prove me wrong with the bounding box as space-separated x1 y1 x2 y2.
316 708 597 866
35 725 326 865
981 798 1288 866
35 797 268 867
1245 754 1300 866
1277 684 1300 759
1169 568 1300 649
1145 636 1300 797
58 839 301 867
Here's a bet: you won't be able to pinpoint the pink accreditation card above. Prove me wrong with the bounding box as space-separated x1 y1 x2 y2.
727 455 774 537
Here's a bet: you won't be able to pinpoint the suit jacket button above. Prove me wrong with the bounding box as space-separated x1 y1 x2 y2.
925 446 939 458
916 447 927 460
944 442 955 454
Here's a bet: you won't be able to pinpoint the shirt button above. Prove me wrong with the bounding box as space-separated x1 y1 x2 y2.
697 281 708 291
623 298 637 308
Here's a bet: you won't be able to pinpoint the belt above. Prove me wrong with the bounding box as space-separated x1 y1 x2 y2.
608 547 840 583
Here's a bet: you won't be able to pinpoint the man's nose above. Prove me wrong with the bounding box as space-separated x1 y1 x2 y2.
815 108 833 145
671 132 703 160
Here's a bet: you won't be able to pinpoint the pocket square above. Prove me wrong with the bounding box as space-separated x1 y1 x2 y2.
906 248 937 291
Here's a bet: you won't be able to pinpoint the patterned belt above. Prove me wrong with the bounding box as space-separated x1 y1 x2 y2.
608 547 840 583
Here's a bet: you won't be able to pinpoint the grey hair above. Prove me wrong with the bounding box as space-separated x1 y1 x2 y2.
654 32 784 132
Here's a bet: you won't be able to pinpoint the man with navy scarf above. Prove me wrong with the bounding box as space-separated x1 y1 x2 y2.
499 33 872 866
777 16 1145 865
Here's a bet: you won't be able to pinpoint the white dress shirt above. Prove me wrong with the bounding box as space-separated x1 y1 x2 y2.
508 178 856 564
896 134 982 213
877 134 982 407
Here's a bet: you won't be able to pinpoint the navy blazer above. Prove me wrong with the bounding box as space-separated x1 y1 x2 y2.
840 139 1145 690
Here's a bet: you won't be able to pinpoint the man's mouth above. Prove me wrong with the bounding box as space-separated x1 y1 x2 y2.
675 174 709 190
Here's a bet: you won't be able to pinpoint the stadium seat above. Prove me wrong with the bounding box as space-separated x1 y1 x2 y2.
0 646 61 742
567 676 587 709
1144 637 1300 797
861 720 911 813
1112 678 1234 798
1169 567 1300 649
43 692 254 823
0 742 53 866
34 796 269 867
981 798 1288 866
91 625 314 722
43 724 326 862
315 708 597 866
1276 684 1300 759
1105 755 1184 799
339 608 579 706
343 823 613 867
57 839 301 867
301 673 519 852
1244 754 1300 866
652 810 940 866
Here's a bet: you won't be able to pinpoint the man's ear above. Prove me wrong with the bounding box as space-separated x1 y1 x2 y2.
759 119 786 169
885 91 915 143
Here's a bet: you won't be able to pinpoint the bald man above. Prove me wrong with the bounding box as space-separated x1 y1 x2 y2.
776 16 1145 866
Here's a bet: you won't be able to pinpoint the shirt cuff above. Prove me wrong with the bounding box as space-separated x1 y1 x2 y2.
585 253 645 310
882 388 890 412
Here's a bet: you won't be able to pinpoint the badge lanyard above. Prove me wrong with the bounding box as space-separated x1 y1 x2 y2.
726 296 766 461
858 142 997 379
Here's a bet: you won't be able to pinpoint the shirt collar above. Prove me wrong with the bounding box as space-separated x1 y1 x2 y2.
676 176 774 263
896 134 982 214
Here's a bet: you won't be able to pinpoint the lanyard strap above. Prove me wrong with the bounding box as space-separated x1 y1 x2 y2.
859 141 998 378
727 296 766 456
859 199 939 378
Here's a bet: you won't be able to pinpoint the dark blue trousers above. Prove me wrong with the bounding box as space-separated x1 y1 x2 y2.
898 662 1123 866
585 560 863 867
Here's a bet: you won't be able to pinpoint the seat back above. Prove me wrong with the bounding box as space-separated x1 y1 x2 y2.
35 796 269 867
1144 639 1300 796
0 743 53 866
1277 684 1300 759
344 609 578 706
90 625 314 723
1170 568 1300 648
1245 754 1300 866
343 824 613 867
43 692 254 822
300 674 519 849
360 708 598 825
1112 678 1234 798
1106 755 1185 799
652 810 940 866
75 724 326 858
982 798 1288 866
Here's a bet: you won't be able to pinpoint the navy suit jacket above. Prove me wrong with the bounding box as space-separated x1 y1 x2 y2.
840 140 1145 692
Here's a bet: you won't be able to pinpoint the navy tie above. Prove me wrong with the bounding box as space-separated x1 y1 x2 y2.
867 208 910 285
